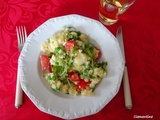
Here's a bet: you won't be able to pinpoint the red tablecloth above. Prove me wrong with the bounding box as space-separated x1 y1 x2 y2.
1 0 160 120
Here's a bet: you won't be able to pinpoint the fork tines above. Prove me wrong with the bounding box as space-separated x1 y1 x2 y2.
16 26 27 44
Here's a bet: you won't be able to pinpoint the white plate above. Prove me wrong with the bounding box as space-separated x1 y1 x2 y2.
19 14 124 119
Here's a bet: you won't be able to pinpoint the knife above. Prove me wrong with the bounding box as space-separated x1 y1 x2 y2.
116 26 132 109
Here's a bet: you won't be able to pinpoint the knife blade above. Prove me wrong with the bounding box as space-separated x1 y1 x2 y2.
116 26 132 109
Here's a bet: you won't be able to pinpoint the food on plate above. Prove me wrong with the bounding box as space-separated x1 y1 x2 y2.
40 26 107 96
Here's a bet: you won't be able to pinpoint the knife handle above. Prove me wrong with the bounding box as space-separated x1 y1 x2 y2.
15 68 23 108
123 66 132 109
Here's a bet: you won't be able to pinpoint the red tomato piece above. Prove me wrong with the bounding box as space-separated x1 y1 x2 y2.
95 47 102 61
48 65 52 72
64 40 75 52
68 71 80 82
40 55 50 71
105 3 118 14
76 79 91 91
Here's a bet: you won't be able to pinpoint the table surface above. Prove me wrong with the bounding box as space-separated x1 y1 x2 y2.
1 0 160 120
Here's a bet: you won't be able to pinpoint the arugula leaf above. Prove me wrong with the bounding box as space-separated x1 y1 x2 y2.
52 88 60 92
84 44 94 58
52 66 63 74
67 33 77 40
47 76 56 81
94 62 108 70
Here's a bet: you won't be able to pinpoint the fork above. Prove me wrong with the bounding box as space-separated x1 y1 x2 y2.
15 26 27 108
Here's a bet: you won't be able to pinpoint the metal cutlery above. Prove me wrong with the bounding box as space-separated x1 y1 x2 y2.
15 26 27 108
116 26 132 109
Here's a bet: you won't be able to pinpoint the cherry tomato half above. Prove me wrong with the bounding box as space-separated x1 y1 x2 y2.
64 40 75 52
76 79 91 91
40 55 50 71
68 71 80 82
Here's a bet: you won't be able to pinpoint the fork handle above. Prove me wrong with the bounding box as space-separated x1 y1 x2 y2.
15 68 23 108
